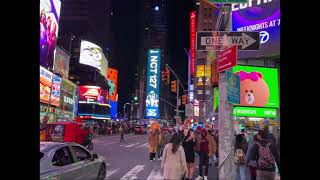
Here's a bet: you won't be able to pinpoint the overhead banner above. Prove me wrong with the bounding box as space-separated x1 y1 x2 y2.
232 0 280 58
233 106 277 118
40 0 61 69
145 49 161 118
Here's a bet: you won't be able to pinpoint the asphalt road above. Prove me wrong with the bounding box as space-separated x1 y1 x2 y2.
93 133 218 180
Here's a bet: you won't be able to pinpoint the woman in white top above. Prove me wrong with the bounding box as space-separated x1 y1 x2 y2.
161 133 188 180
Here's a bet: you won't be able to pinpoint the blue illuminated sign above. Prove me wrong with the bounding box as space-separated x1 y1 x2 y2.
232 0 280 58
145 49 161 118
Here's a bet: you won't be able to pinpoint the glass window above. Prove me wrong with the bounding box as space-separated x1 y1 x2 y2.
71 146 91 161
247 59 264 67
52 147 74 166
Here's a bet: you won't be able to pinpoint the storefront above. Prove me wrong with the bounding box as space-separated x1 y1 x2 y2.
40 104 61 124
58 77 77 121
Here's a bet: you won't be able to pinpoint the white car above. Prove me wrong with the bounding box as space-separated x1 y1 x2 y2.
40 142 106 180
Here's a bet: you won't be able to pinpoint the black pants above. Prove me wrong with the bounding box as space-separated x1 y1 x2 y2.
150 152 156 160
199 151 209 176
120 134 124 142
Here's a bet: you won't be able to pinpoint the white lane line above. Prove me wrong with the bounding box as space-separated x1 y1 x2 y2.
124 142 140 148
147 168 163 180
135 142 149 148
105 168 120 179
120 165 145 180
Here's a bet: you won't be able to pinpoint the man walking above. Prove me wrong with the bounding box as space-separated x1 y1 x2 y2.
119 125 124 142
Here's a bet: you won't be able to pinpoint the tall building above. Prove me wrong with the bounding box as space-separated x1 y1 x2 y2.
136 0 170 120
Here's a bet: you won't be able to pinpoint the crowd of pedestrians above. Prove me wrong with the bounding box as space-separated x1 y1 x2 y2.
147 124 280 180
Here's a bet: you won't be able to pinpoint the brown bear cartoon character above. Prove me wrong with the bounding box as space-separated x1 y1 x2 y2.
236 71 270 107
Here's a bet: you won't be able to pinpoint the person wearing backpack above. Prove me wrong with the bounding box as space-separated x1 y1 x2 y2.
247 130 280 180
234 133 249 180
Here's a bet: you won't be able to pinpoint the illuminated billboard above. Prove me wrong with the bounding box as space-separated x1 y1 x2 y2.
232 0 280 58
190 11 196 75
40 66 53 103
50 74 62 107
40 0 61 69
145 49 161 118
53 47 70 77
232 65 279 108
79 86 102 102
107 68 118 102
79 40 103 70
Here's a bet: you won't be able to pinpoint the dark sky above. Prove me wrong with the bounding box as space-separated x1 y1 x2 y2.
109 0 195 113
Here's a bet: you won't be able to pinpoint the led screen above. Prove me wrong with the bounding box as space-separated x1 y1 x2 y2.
79 40 103 71
40 0 61 69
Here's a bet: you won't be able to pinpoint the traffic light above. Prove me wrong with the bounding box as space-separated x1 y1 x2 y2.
171 80 177 93
181 94 187 105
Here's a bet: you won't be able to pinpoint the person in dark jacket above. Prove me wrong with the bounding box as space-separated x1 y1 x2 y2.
233 134 249 180
246 134 259 180
263 126 276 145
182 129 196 180
247 130 280 180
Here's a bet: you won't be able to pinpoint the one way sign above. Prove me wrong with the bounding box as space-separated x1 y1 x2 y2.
196 31 260 51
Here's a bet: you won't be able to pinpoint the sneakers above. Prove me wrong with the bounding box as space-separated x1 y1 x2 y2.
204 176 208 180
158 158 161 160
195 176 203 180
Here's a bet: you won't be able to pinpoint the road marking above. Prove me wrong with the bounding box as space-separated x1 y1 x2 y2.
136 142 149 148
147 168 163 180
120 165 145 180
105 168 120 179
124 142 140 148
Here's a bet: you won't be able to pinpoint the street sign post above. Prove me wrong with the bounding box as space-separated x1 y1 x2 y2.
196 31 260 51
226 71 240 104
208 0 247 3
218 45 237 72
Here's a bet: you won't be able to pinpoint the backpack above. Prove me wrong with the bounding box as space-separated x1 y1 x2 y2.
257 142 275 169
234 148 246 164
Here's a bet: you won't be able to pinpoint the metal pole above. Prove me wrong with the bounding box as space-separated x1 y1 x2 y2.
176 79 180 125
130 100 134 121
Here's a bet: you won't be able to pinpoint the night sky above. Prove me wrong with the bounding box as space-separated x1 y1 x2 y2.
105 0 195 113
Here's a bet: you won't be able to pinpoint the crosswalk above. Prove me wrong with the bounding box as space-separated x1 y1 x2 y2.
105 165 163 180
119 142 149 148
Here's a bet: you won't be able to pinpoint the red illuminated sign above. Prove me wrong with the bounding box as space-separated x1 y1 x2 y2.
218 45 238 73
79 86 102 101
190 11 196 75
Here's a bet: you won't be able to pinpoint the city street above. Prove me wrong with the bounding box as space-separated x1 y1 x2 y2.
93 133 218 180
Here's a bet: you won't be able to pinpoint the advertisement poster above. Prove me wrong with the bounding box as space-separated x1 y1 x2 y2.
213 87 219 113
109 100 117 119
79 86 102 102
232 0 280 58
100 54 108 79
40 0 61 69
107 68 118 102
226 71 240 104
232 65 279 108
50 74 62 106
40 66 53 103
53 46 70 77
97 89 109 104
233 106 277 118
79 40 103 71
145 49 161 118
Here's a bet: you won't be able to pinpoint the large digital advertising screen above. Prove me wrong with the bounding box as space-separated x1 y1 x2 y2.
145 49 161 118
107 68 118 102
40 66 53 103
109 100 117 119
232 0 280 58
79 40 103 71
40 0 61 69
53 46 70 77
232 65 279 108
79 86 102 102
50 74 62 106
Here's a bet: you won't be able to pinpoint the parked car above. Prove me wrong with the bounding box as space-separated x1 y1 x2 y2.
40 142 106 180
134 125 147 134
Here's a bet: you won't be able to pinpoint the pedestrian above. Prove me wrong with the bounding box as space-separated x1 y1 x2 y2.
214 129 219 168
234 133 249 180
161 133 188 180
263 125 276 145
246 134 258 180
195 128 217 180
119 126 124 142
182 129 196 180
157 129 166 160
149 129 159 161
247 130 280 180
207 129 215 166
